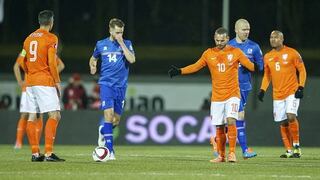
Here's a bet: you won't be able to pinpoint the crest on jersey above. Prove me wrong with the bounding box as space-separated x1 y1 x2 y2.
227 54 233 62
282 54 288 60
247 48 253 54
103 46 108 51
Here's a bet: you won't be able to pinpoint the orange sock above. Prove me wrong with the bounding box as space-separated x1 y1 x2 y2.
45 118 59 155
280 124 292 150
227 124 237 153
35 118 43 144
15 118 28 146
215 126 226 157
26 121 40 154
289 119 300 145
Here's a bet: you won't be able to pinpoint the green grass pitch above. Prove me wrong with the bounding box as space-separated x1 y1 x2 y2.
0 145 319 179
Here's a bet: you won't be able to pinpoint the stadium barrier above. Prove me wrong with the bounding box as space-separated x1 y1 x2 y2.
0 110 319 146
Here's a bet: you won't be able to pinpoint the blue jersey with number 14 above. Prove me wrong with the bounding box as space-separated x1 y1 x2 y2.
92 37 134 88
228 38 264 91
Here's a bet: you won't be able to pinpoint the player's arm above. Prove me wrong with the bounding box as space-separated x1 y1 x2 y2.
115 35 135 64
293 51 307 99
90 44 100 75
168 52 207 78
253 45 264 72
13 55 25 88
89 56 98 75
258 58 271 102
56 56 65 73
238 50 255 71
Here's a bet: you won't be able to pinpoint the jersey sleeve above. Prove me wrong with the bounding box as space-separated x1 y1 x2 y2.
292 50 307 87
48 35 58 53
238 49 254 71
92 42 101 59
253 44 264 71
181 51 207 74
126 40 135 54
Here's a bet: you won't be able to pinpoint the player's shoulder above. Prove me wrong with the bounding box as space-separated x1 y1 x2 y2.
95 38 110 47
246 39 261 49
283 45 299 54
228 38 237 46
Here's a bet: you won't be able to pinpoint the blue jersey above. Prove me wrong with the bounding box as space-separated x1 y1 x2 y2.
228 38 263 91
92 38 134 88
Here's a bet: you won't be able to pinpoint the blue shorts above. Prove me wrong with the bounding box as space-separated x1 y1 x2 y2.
100 85 126 115
239 90 250 112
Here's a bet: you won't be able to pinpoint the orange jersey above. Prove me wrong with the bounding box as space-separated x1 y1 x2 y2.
181 45 254 101
22 28 59 87
16 54 62 92
260 46 307 100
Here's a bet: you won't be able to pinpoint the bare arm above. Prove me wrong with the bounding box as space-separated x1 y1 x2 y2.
115 35 135 64
13 60 24 88
89 56 98 75
57 56 65 73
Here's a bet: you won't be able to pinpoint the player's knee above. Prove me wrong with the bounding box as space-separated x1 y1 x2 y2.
227 118 236 125
20 113 29 119
48 111 61 121
238 111 245 120
104 110 114 122
287 113 296 122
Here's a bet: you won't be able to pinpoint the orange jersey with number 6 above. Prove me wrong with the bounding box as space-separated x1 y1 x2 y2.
22 28 59 87
181 45 254 101
260 46 307 100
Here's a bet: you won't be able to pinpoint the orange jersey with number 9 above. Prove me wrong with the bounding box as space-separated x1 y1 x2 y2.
22 28 58 87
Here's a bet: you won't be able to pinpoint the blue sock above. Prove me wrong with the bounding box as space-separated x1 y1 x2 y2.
236 120 248 153
100 122 113 153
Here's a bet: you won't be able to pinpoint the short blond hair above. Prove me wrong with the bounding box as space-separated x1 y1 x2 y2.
109 18 125 28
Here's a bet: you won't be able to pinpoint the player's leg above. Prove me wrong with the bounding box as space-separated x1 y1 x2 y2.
209 101 226 163
286 95 301 158
14 112 28 149
15 91 29 149
32 86 64 161
25 87 44 161
274 98 293 158
225 97 240 162
237 90 257 159
35 113 43 144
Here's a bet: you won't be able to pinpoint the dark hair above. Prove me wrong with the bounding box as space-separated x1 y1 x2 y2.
38 10 54 26
109 18 125 29
215 27 229 36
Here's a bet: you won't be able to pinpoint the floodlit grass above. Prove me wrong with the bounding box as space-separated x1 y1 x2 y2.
0 145 319 180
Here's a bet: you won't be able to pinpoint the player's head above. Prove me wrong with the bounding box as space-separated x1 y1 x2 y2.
235 19 250 42
270 30 284 49
214 27 229 49
38 10 54 30
109 18 125 39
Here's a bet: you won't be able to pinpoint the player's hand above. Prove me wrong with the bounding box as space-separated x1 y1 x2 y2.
295 86 304 99
90 66 97 75
168 65 181 78
257 89 265 102
18 81 25 89
115 34 124 44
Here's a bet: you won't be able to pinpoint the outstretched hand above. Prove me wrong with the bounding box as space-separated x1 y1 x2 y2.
168 65 181 78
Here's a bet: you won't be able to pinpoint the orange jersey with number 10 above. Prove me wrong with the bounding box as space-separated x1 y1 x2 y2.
260 45 307 100
181 45 254 101
22 28 59 87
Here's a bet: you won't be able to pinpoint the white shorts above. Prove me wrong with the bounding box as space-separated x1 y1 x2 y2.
273 94 300 122
210 97 240 125
25 86 60 113
19 92 28 113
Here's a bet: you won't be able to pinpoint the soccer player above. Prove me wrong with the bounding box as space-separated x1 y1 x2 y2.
226 19 264 158
13 54 64 149
168 27 257 163
89 18 135 160
21 10 65 162
258 30 306 158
